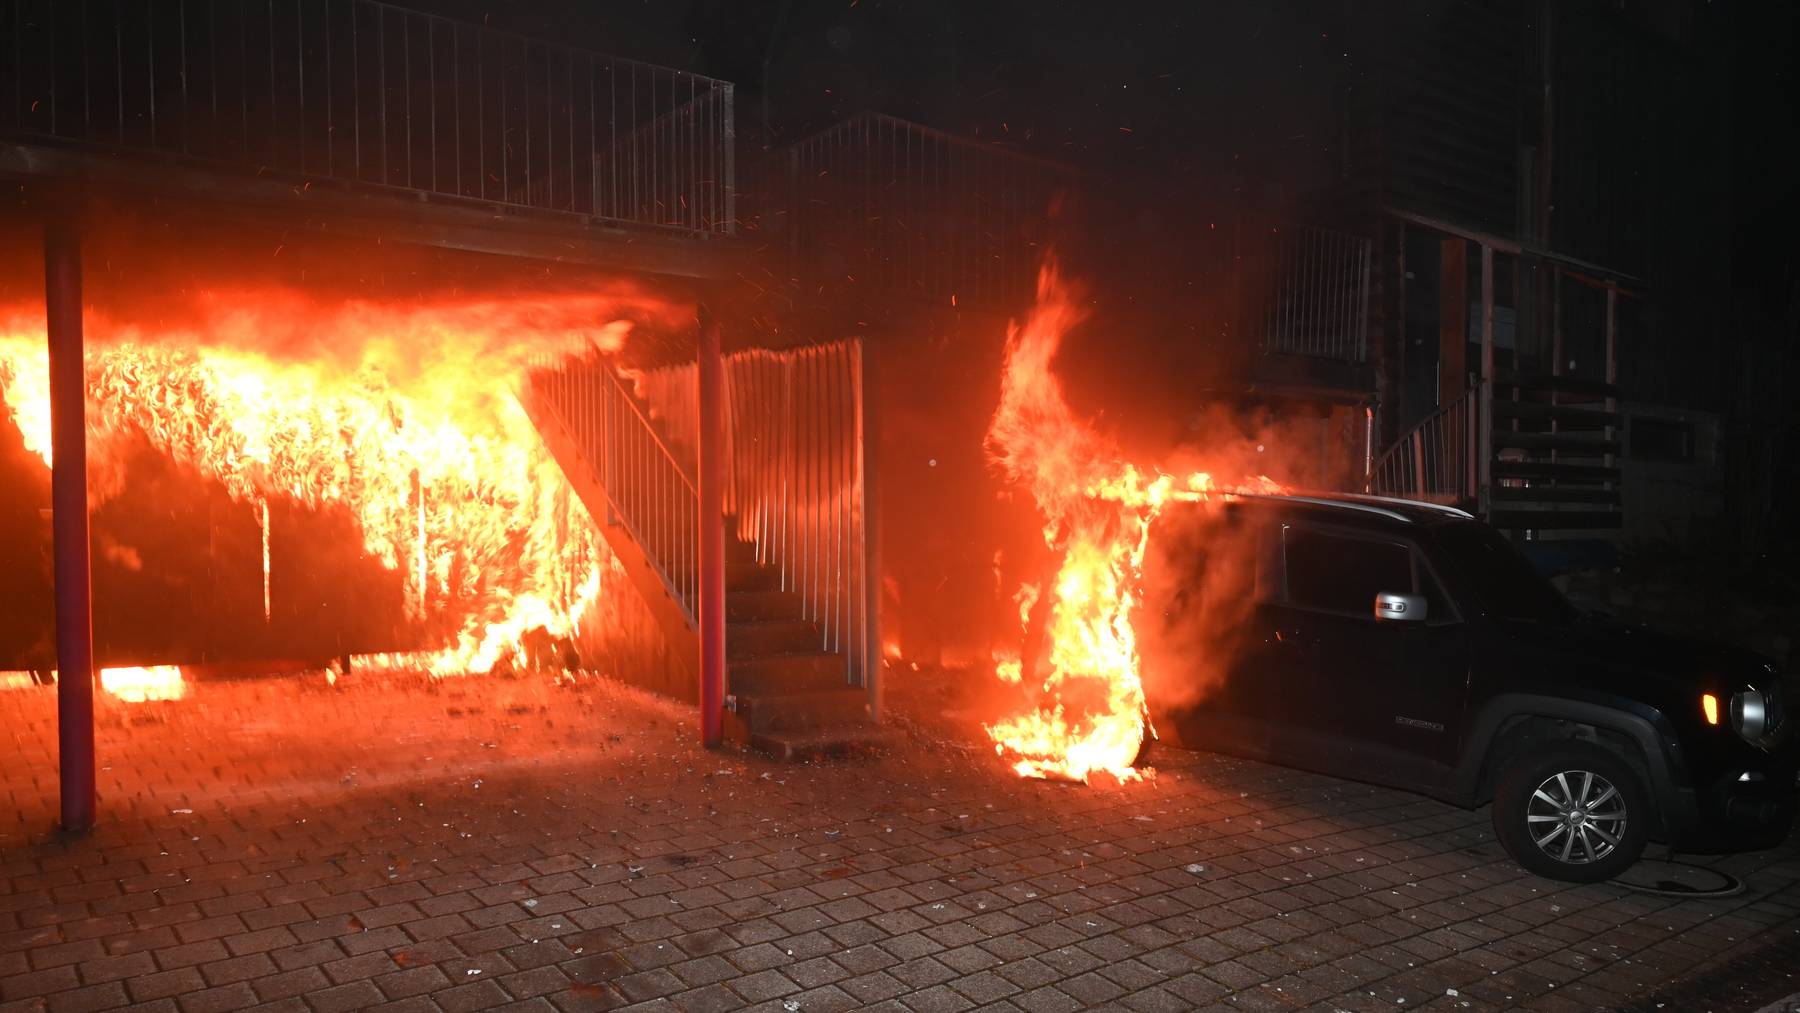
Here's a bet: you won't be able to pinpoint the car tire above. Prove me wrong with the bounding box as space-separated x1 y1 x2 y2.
1493 741 1650 883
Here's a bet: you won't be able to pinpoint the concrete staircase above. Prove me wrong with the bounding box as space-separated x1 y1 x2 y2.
523 361 890 759
720 530 895 759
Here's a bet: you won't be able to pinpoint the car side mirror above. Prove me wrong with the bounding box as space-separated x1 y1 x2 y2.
1374 591 1428 623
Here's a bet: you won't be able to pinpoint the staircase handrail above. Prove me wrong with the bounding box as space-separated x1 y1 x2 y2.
529 355 699 625
1369 384 1479 506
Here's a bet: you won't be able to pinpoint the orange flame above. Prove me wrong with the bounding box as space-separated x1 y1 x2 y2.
984 263 1281 783
0 667 187 701
100 665 185 702
0 288 673 677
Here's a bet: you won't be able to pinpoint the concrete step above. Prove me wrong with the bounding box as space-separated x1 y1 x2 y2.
727 589 804 622
728 652 850 695
727 562 779 593
732 688 870 735
750 724 905 761
728 620 821 657
725 537 759 567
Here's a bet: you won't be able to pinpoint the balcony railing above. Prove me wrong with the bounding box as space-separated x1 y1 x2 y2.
0 0 734 236
759 112 1074 310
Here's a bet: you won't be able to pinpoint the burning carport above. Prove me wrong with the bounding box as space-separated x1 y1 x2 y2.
0 0 759 830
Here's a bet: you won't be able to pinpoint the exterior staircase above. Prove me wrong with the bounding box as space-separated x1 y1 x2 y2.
523 350 889 758
721 527 896 758
1371 370 1623 533
1487 370 1623 531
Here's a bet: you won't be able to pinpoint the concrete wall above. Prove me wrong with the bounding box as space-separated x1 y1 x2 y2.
573 544 696 703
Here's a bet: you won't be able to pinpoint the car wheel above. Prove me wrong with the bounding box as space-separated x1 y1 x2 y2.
1493 742 1650 883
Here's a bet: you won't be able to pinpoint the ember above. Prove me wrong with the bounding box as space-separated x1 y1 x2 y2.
0 288 673 680
985 263 1281 783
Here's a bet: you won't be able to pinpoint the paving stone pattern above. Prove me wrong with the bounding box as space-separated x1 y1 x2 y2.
2 672 1798 1012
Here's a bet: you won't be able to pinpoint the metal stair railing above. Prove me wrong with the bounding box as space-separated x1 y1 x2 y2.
631 341 876 691
1370 385 1479 506
529 356 699 625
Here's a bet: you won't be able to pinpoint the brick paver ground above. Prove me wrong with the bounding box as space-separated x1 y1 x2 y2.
3 670 1798 1012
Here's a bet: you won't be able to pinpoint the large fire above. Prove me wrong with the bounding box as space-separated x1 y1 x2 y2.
0 287 673 682
985 263 1280 783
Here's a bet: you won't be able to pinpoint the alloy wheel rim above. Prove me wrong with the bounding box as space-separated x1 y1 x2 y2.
1526 769 1628 865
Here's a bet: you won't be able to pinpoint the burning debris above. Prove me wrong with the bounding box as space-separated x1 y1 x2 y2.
98 665 185 702
983 262 1280 783
0 665 188 701
0 287 675 681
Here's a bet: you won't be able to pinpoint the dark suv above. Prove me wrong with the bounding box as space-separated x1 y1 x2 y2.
1146 493 1798 882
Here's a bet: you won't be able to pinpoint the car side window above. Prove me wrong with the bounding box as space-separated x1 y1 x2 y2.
1282 525 1413 618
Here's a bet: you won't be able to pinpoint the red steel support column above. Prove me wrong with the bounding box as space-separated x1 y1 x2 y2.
696 304 725 747
46 220 95 832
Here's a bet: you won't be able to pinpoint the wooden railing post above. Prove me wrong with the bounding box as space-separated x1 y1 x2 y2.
696 305 725 747
1604 286 1618 486
1477 244 1495 517
1362 406 1374 493
1465 388 1479 501
1411 430 1426 498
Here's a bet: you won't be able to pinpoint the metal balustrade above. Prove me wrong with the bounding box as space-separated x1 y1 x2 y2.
1370 386 1478 505
1 0 734 235
529 340 874 689
724 342 871 686
530 355 699 624
759 112 1074 310
629 342 874 689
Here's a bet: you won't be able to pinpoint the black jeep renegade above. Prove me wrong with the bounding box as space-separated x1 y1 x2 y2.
1147 493 1798 883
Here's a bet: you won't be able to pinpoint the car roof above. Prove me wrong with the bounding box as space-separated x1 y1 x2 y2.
1230 492 1476 527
